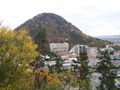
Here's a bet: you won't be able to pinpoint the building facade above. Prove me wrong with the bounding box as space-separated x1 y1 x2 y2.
69 45 88 55
50 42 69 56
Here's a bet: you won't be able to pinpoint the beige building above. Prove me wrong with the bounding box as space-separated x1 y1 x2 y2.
50 42 69 56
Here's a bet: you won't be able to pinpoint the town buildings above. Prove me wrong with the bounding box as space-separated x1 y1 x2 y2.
49 42 98 69
49 42 120 69
49 42 120 88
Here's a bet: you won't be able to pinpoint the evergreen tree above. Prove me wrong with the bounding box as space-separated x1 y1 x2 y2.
34 28 49 54
55 56 63 73
96 50 116 90
79 46 90 90
73 45 90 90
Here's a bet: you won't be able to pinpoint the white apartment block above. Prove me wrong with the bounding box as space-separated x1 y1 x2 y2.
69 45 88 55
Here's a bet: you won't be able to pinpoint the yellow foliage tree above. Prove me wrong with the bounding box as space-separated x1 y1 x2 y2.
0 27 38 90
34 69 63 90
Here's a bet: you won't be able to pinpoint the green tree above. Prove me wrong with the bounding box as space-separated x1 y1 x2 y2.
96 50 116 90
34 28 49 54
55 56 63 73
0 27 38 90
34 28 58 57
33 56 46 89
73 45 90 90
79 52 90 90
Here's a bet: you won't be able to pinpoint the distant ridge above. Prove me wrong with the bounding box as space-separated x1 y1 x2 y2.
97 35 120 38
16 13 111 48
96 35 120 41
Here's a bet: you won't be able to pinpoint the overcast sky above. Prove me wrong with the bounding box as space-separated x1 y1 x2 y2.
0 0 120 36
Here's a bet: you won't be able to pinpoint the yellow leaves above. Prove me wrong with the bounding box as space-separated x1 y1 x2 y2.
0 28 38 62
34 70 63 87
45 71 62 85
26 68 33 73
49 74 60 83
9 44 19 55
0 27 14 42
41 70 49 76
0 27 38 89
47 73 63 89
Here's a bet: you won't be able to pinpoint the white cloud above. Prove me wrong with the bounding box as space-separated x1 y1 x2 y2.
0 0 120 36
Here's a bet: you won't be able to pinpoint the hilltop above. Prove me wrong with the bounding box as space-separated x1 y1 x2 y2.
16 13 111 48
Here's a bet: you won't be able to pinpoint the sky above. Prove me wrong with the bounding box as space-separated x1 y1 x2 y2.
0 0 120 36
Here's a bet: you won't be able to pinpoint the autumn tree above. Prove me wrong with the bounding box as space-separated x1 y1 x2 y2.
0 27 38 90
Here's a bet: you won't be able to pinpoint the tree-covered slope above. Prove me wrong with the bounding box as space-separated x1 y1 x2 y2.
16 13 112 48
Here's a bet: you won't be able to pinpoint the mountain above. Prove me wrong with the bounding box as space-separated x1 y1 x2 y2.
16 13 111 48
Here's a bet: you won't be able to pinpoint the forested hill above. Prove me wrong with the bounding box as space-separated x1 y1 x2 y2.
16 13 111 48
